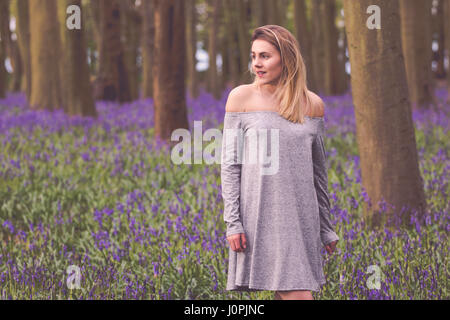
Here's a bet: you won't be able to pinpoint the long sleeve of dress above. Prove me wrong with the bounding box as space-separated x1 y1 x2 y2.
221 113 245 237
312 121 340 246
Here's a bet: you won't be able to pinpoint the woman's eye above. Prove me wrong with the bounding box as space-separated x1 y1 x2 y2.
251 55 268 59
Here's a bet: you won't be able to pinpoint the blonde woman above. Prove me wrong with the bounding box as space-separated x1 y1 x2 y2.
221 25 339 300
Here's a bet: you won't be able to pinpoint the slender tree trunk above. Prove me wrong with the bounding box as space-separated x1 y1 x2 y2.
251 0 266 28
87 0 100 75
0 0 9 97
344 0 427 228
120 0 141 101
59 0 97 118
29 0 62 111
236 0 251 84
94 0 131 102
218 28 228 94
153 0 189 143
434 0 446 79
57 0 69 112
0 33 6 98
207 0 221 99
399 0 435 109
141 0 155 99
265 0 279 25
311 0 325 94
294 0 316 92
16 0 31 100
444 0 450 101
322 0 344 95
186 0 199 99
0 0 21 92
223 0 240 88
337 30 349 93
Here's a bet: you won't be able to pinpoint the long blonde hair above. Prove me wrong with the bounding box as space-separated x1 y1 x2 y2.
249 25 312 124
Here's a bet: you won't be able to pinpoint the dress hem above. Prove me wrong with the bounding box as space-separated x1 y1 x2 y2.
226 280 326 292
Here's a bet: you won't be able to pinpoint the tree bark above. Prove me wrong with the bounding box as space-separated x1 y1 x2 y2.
207 0 221 99
444 0 450 101
59 0 97 118
433 0 446 79
153 0 189 143
344 0 427 228
186 0 199 99
0 0 8 97
223 0 240 88
94 0 131 102
141 0 155 99
311 0 325 94
236 0 251 84
16 0 31 101
399 0 435 109
250 0 266 28
265 0 279 25
0 0 22 92
29 0 63 111
294 0 317 92
120 0 141 101
322 0 345 95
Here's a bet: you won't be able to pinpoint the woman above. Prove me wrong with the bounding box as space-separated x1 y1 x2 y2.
221 25 339 300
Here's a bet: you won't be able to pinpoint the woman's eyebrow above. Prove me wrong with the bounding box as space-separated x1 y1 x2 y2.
251 51 270 54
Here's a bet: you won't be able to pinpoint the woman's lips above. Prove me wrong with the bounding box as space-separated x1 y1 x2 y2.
257 72 266 77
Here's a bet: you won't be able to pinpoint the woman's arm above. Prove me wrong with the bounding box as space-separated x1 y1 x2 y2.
221 112 245 237
312 120 340 246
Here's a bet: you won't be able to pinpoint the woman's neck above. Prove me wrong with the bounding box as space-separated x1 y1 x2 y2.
253 82 277 96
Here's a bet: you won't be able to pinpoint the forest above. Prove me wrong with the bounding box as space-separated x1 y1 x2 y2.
0 0 448 300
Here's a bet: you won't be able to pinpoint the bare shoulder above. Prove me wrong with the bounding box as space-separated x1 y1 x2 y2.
225 85 252 113
307 90 325 118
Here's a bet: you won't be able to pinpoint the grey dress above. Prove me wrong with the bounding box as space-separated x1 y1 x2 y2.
220 111 339 292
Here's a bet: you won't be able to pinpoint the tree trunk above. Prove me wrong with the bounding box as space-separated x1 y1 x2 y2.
153 0 189 143
399 0 435 109
0 0 21 92
311 0 325 94
16 0 31 100
433 0 446 79
120 0 141 101
94 0 131 102
207 0 221 99
251 0 266 28
322 0 345 95
337 30 349 93
60 0 97 118
0 0 8 97
278 0 288 27
223 0 240 88
344 0 427 229
186 0 199 99
141 0 155 99
236 0 251 84
57 0 69 112
265 0 279 25
294 0 317 92
29 0 62 111
444 0 450 102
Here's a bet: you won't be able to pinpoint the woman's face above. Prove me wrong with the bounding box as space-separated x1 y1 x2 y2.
251 39 282 86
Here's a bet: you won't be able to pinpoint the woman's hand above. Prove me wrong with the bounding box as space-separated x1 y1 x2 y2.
227 233 247 252
325 240 338 254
